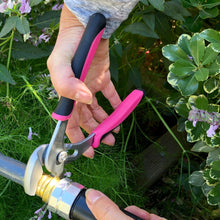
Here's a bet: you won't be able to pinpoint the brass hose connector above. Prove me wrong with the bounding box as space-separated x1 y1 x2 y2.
35 174 84 219
36 174 60 203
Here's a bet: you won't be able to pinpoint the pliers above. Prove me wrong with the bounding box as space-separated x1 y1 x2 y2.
23 13 144 220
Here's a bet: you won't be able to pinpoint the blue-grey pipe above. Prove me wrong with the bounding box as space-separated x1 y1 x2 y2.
0 152 26 186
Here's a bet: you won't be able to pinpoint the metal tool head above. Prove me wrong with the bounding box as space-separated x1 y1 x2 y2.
43 120 95 176
44 120 67 177
24 144 47 196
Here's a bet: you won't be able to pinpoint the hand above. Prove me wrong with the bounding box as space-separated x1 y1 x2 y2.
47 4 121 158
85 189 166 220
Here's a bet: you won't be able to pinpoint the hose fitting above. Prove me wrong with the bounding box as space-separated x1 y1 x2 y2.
35 174 84 219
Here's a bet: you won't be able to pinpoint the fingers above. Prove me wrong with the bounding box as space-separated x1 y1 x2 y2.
125 206 167 220
85 189 132 220
66 107 94 158
101 78 121 109
78 103 115 146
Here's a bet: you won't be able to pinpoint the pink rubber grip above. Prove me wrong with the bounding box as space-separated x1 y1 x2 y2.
91 89 144 148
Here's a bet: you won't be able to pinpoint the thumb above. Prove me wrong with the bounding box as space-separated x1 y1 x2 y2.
85 189 131 220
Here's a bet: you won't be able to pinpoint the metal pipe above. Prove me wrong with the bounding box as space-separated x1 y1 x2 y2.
0 152 26 186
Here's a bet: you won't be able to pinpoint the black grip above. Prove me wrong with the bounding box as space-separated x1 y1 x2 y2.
70 189 144 220
52 13 106 120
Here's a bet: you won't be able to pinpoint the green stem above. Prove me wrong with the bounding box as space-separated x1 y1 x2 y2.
21 76 56 123
6 30 15 98
146 97 191 197
146 97 186 153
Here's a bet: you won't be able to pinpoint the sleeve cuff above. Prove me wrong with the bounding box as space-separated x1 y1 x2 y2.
64 0 138 39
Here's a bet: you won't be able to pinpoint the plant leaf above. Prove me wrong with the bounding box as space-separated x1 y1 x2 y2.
207 183 220 206
178 34 192 56
148 0 164 11
194 68 209 81
29 0 43 6
169 59 196 77
143 13 155 31
202 0 220 9
203 169 217 186
16 16 30 35
195 95 209 110
207 148 220 166
202 44 218 65
178 74 198 96
211 43 220 53
203 77 218 94
12 42 51 60
167 72 180 91
211 160 220 172
200 29 220 43
162 44 190 62
0 64 15 84
124 22 159 39
190 33 205 66
189 171 204 186
199 7 219 19
0 16 18 38
208 60 220 75
174 97 189 118
202 182 214 197
163 0 190 21
211 134 220 147
33 11 60 29
185 121 204 142
191 141 215 153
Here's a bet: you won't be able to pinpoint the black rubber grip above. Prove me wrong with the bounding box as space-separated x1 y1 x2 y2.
70 189 144 220
53 13 106 120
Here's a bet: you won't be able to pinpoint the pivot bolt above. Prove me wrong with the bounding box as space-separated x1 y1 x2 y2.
57 151 67 163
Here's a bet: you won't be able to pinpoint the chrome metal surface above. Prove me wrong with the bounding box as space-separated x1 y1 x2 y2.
48 178 84 219
0 152 26 186
24 144 47 196
44 120 67 177
64 133 95 163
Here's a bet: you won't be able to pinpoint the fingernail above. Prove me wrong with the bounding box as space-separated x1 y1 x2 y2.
83 146 94 159
75 91 92 104
86 189 103 205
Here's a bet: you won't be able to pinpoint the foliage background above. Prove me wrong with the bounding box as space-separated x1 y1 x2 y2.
0 0 220 219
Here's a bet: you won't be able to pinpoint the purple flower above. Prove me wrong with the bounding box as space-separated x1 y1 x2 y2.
207 124 219 138
7 0 13 9
64 171 71 177
28 127 38 140
192 120 197 127
188 107 219 138
31 204 52 220
0 1 7 13
187 55 193 61
38 33 50 44
48 211 52 219
19 0 31 14
52 3 63 10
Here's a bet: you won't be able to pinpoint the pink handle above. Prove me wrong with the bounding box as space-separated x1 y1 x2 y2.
91 89 144 148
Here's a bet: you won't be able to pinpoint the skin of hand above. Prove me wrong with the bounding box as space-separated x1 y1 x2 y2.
85 189 167 220
47 4 121 158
